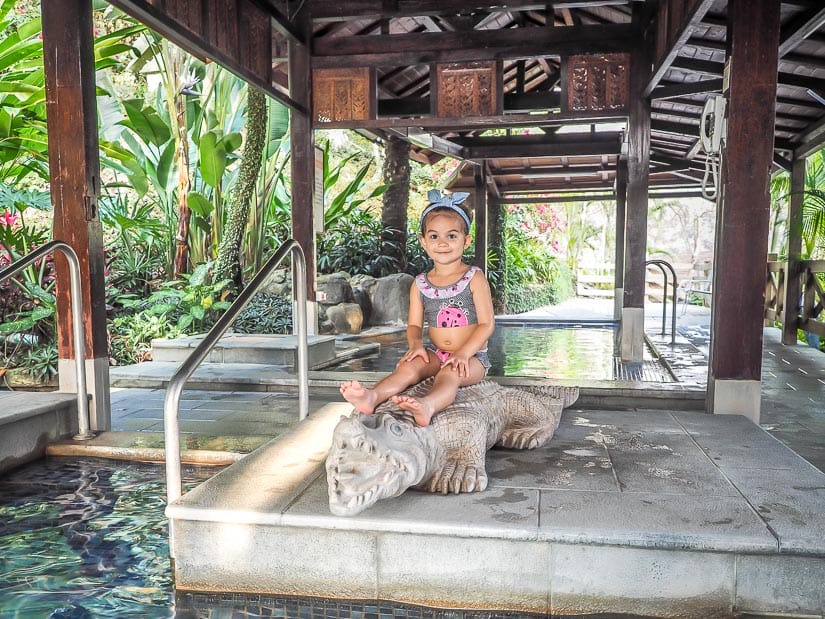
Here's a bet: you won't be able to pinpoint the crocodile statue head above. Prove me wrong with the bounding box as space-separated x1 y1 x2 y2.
326 411 446 516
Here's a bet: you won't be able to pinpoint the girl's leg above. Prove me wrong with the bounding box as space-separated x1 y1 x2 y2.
340 354 441 414
393 357 487 426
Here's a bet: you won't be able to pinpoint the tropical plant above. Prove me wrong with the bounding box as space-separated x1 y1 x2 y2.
18 341 57 382
770 149 825 260
109 310 182 365
141 262 232 332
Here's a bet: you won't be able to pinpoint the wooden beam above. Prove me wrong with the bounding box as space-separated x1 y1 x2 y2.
709 0 780 396
311 23 634 67
671 57 825 92
782 156 805 343
313 109 626 131
250 0 305 44
311 0 634 22
793 114 825 160
778 4 825 57
108 0 304 112
42 0 110 430
289 5 316 308
643 0 716 98
650 79 723 100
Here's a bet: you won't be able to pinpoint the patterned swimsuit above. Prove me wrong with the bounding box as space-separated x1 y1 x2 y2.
415 266 491 370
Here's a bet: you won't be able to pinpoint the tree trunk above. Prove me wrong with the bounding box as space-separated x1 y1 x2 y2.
213 87 267 290
380 135 410 273
171 47 191 277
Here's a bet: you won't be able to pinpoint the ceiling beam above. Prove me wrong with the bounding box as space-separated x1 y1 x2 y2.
670 57 825 92
642 0 716 98
310 0 634 22
459 132 623 158
250 0 305 44
311 23 633 68
778 5 825 57
650 79 723 100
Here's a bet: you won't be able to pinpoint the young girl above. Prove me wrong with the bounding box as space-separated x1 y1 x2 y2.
340 189 495 427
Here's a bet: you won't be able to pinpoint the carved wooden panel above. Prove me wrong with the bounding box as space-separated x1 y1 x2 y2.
313 68 374 122
435 61 500 118
565 54 630 113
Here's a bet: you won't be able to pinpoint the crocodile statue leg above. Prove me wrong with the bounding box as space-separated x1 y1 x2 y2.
421 409 489 494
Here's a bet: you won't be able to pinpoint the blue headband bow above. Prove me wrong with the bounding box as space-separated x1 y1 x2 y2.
420 190 472 232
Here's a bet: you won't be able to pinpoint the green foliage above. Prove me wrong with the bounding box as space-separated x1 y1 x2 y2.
233 293 292 334
141 262 232 332
109 310 182 365
317 208 400 277
17 341 57 382
99 182 165 299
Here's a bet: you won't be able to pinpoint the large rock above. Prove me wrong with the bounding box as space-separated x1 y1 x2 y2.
361 273 413 325
316 273 353 306
326 302 363 334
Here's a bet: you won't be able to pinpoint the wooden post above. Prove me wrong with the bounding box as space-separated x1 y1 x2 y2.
708 0 780 422
473 164 488 275
41 0 110 431
782 156 805 344
289 4 317 332
620 4 651 362
614 158 628 321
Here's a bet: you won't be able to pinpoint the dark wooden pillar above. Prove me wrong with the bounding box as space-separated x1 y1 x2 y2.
620 4 651 361
473 163 488 275
708 0 780 421
614 158 628 320
781 156 805 344
288 4 317 330
42 0 110 430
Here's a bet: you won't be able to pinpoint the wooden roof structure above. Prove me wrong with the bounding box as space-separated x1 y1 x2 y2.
37 0 823 427
109 0 825 200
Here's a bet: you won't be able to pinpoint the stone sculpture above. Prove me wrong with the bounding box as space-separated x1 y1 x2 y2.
326 379 579 516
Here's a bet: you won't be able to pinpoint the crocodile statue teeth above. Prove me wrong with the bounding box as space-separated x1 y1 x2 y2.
326 379 579 517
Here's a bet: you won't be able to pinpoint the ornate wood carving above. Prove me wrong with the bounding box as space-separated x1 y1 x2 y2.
313 67 374 122
565 53 630 113
434 61 500 118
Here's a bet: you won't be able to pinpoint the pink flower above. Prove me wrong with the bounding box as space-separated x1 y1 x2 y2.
1 210 20 229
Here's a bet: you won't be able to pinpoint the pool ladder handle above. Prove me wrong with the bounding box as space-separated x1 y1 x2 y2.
0 240 94 440
163 239 309 509
645 259 678 345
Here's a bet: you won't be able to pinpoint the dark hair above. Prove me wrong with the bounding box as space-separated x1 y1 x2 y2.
420 202 473 233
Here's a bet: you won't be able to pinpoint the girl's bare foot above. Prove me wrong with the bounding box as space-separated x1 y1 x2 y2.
392 395 435 427
340 380 379 414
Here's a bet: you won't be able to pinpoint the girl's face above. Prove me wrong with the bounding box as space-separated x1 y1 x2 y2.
419 211 472 266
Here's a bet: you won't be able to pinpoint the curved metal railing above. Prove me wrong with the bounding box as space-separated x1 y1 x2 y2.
645 259 678 344
163 239 308 504
0 240 93 439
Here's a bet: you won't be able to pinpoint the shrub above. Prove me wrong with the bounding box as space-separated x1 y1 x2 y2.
233 293 293 334
109 311 183 365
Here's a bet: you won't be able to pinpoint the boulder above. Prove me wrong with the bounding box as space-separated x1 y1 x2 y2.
326 302 364 334
317 273 353 305
362 273 413 325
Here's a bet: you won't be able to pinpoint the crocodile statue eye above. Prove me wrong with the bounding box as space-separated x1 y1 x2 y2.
389 421 404 436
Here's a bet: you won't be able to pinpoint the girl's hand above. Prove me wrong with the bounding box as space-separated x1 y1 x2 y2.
399 346 429 366
442 352 471 377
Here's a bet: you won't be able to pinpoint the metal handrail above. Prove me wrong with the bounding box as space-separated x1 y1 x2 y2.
645 259 678 344
164 239 308 505
0 240 93 439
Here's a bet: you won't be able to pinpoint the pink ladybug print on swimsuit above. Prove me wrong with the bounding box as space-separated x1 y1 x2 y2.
436 306 469 328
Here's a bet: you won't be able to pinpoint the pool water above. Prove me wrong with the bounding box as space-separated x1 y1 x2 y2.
339 322 657 381
0 457 215 619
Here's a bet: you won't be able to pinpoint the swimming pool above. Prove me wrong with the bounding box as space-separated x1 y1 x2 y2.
337 322 671 382
0 455 663 618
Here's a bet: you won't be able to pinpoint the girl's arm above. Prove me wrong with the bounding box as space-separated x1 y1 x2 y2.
402 280 429 363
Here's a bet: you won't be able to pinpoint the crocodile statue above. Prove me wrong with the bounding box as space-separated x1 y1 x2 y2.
325 379 579 516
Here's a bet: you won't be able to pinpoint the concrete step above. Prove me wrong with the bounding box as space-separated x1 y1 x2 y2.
0 391 78 474
167 403 825 617
151 333 339 367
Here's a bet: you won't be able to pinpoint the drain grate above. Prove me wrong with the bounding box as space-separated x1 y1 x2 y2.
613 358 674 382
